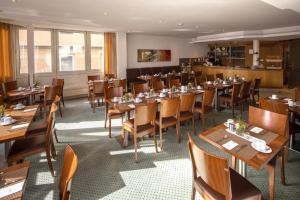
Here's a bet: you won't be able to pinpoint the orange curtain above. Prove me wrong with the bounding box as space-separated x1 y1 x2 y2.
0 23 13 82
104 32 117 75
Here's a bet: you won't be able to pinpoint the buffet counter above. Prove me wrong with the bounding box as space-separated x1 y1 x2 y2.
192 65 283 88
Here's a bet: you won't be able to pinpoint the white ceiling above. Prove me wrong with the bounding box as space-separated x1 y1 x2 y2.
0 0 300 38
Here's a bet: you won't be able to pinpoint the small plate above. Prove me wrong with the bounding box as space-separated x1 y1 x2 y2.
111 98 119 103
269 96 279 100
13 105 26 110
251 142 272 154
1 119 17 126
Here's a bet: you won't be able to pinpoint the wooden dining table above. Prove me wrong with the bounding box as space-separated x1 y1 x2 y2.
7 87 45 105
0 105 39 156
0 161 30 200
199 123 288 200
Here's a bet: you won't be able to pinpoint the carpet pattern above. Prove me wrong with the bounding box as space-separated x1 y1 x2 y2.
23 98 300 200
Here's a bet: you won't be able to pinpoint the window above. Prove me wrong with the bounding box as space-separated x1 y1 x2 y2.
58 32 85 71
19 29 28 74
34 30 52 73
90 33 104 70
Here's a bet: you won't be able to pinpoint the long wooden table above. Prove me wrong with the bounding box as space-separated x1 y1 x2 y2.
7 88 44 104
0 161 30 200
199 123 288 200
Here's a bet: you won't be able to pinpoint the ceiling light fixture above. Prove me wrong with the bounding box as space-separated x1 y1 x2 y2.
177 22 184 26
103 12 108 16
11 0 17 3
195 25 200 29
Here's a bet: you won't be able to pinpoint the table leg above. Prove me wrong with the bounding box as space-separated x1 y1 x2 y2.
266 157 276 200
214 88 219 111
237 159 247 177
5 142 11 158
289 111 296 149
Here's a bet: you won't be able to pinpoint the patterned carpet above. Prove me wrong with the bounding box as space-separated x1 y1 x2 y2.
23 98 300 200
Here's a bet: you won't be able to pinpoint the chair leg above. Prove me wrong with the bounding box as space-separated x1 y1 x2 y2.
104 104 108 128
53 128 59 143
109 117 112 138
176 123 181 143
122 127 126 147
160 127 163 151
201 113 205 131
62 95 65 107
134 136 138 162
191 185 196 200
192 116 195 135
153 128 158 153
231 156 236 170
280 148 286 185
59 102 63 117
46 149 55 177
51 140 56 159
93 100 96 113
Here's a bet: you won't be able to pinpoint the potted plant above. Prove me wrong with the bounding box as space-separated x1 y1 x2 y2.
0 105 5 118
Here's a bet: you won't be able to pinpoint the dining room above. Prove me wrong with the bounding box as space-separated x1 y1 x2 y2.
1 0 300 200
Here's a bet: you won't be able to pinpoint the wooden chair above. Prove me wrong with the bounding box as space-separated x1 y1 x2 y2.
122 101 158 162
7 104 57 176
216 73 224 80
59 145 78 200
114 79 127 92
91 81 107 112
3 81 28 105
42 86 62 117
166 74 176 87
181 73 189 85
194 71 202 77
188 134 262 200
250 78 261 104
87 75 100 81
152 80 165 92
247 106 288 185
239 80 252 112
52 78 65 106
294 86 300 101
150 76 161 87
205 74 215 82
0 94 3 106
168 78 181 88
104 86 124 138
219 83 242 118
179 93 196 134
155 97 180 150
259 98 274 112
194 89 215 129
133 82 150 96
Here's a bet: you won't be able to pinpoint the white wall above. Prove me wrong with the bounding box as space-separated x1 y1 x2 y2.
127 34 208 68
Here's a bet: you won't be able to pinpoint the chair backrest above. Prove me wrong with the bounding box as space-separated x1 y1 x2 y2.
259 98 273 112
181 73 189 85
240 80 252 99
4 81 17 93
150 76 160 87
195 71 202 77
216 73 224 80
0 95 3 105
87 75 100 81
160 97 180 118
202 89 215 108
188 135 231 200
135 101 157 127
93 81 107 94
169 79 181 88
152 80 164 91
253 78 261 90
115 79 127 91
52 78 64 96
45 106 55 161
59 145 78 200
180 93 195 112
104 86 123 99
249 106 288 137
44 86 61 103
231 83 242 102
206 74 214 82
133 82 149 95
295 87 300 101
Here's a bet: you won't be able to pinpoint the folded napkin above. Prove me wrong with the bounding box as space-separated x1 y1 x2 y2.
250 127 263 134
23 108 37 112
0 180 25 198
128 104 135 109
10 123 29 131
222 140 238 150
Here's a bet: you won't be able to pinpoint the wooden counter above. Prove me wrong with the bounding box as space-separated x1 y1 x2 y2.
192 65 283 88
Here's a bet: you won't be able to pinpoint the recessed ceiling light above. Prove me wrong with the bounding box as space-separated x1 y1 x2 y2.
195 25 200 29
159 19 163 23
177 22 184 26
11 0 17 3
103 12 108 16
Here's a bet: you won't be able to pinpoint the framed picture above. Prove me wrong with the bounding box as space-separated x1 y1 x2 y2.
137 49 171 62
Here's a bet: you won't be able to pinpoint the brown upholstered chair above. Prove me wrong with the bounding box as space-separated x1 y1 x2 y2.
239 80 252 112
87 75 100 81
155 97 180 150
152 80 165 92
216 73 224 80
168 78 181 88
59 145 78 200
219 83 242 118
179 93 196 134
181 73 189 85
3 81 28 105
194 89 215 129
7 103 57 176
91 81 107 112
133 82 150 96
150 76 161 87
247 106 288 185
104 86 124 138
250 78 261 104
205 74 215 82
122 101 158 161
52 78 65 106
188 134 262 200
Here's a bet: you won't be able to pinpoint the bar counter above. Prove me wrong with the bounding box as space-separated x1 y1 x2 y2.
192 65 283 88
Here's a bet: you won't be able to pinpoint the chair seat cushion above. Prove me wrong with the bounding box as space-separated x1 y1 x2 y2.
108 109 123 116
155 116 177 128
123 119 154 133
230 168 261 200
7 134 45 163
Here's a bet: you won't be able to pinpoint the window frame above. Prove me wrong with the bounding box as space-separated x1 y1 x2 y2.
89 32 105 71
